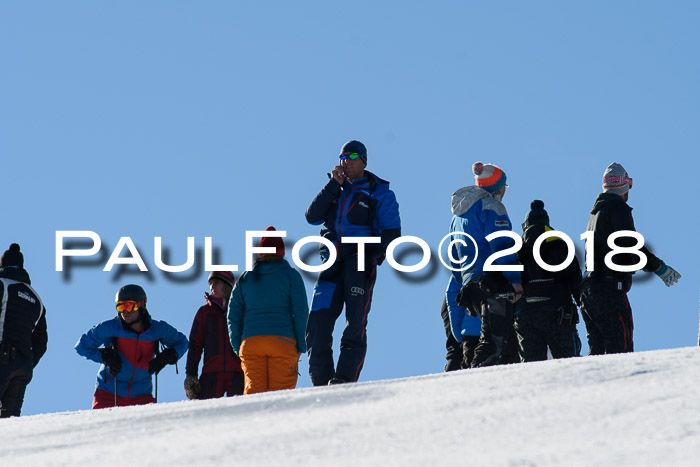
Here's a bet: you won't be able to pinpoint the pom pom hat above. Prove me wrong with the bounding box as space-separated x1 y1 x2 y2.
259 226 285 258
472 162 507 193
524 200 550 227
0 243 24 268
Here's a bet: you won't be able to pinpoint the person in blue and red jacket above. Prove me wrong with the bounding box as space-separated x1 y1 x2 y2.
75 284 188 409
305 140 401 386
184 271 243 399
449 162 522 368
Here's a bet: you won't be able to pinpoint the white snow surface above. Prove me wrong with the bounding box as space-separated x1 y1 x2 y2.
3 347 700 466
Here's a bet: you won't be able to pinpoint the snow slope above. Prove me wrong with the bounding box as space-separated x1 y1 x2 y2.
3 347 700 466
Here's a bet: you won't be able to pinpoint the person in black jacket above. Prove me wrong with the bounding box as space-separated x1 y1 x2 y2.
515 201 582 362
0 243 47 417
581 163 680 354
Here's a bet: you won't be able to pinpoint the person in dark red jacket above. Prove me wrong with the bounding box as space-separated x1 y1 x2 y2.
184 271 243 399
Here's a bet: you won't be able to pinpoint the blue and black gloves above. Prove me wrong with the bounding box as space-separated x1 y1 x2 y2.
655 262 681 287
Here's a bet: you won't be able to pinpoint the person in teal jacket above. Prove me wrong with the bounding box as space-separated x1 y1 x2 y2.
227 226 309 395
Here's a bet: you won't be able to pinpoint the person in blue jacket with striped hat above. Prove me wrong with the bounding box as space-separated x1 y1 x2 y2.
449 162 522 367
75 284 188 409
305 140 401 385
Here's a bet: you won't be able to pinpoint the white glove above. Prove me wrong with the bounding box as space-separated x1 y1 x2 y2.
655 263 681 287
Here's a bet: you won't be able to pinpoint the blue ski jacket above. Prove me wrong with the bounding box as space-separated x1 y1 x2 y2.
75 314 188 398
305 170 401 262
447 186 521 341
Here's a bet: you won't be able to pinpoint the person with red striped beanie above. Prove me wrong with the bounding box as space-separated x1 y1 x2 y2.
580 162 680 355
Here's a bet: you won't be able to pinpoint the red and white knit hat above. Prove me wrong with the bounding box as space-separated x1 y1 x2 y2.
602 162 632 195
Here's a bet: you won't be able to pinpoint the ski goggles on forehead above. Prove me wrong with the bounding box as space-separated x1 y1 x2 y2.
116 300 141 313
339 152 361 161
603 175 633 189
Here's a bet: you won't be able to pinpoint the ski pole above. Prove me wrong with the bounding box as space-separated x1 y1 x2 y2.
111 340 118 407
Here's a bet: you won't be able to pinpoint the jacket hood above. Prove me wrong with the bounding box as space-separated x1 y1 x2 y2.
253 258 289 274
365 170 390 186
451 186 492 217
344 170 390 188
590 192 630 215
0 266 31 284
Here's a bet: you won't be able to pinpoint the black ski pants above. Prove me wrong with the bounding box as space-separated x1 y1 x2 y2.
198 371 244 399
514 307 582 362
440 296 464 371
306 257 377 385
460 283 517 367
0 354 33 418
580 277 633 355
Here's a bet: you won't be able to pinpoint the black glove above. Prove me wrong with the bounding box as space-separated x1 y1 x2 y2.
148 347 179 375
100 348 122 375
184 374 201 400
456 285 470 308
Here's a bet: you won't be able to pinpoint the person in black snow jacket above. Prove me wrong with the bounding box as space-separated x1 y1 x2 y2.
514 200 582 362
580 163 680 354
0 243 48 417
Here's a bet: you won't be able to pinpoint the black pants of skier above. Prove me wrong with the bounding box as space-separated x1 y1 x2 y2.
461 336 480 369
514 307 582 362
460 282 517 368
0 354 33 418
199 371 244 398
306 257 377 385
440 296 464 371
580 277 633 355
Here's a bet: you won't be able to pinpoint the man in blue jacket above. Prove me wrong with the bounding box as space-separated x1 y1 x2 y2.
75 284 188 408
450 162 522 367
305 140 401 385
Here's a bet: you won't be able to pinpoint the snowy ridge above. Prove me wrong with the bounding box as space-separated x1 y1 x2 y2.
3 347 700 466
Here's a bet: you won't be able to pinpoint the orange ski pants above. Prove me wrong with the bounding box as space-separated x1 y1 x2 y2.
239 335 299 395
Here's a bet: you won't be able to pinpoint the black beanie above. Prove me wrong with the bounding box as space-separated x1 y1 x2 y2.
524 200 550 227
340 140 367 164
1 243 24 268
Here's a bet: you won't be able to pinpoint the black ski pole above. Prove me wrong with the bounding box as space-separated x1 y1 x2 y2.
111 339 119 407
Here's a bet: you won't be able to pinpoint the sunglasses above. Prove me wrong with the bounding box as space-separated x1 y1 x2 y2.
116 300 141 313
339 153 361 161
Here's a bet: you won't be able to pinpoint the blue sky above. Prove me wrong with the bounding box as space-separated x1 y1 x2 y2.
2 1 699 415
